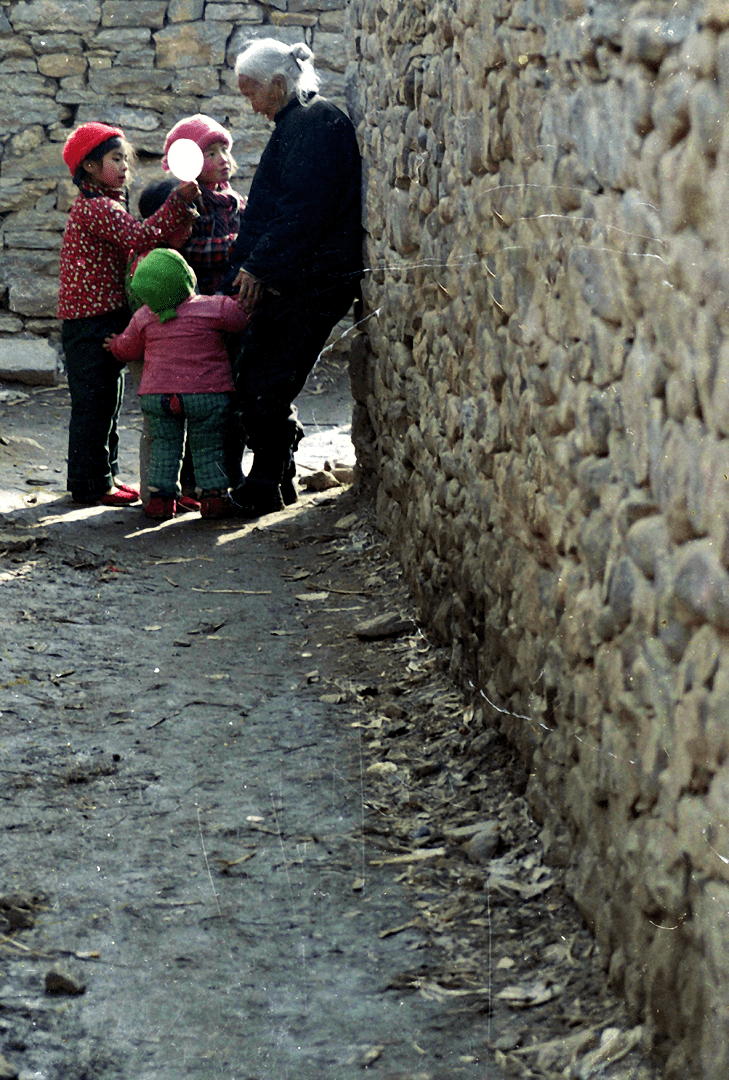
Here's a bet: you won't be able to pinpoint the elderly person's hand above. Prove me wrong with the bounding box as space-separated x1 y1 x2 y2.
234 268 263 311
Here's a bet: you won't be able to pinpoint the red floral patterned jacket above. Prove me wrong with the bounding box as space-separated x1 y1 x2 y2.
58 180 195 320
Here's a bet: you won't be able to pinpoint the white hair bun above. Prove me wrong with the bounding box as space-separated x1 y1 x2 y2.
290 43 313 64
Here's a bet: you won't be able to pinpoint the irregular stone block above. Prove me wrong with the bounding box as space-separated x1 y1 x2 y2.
206 3 260 22
0 337 59 385
88 66 172 93
9 277 59 318
154 21 231 69
37 53 87 77
168 0 205 19
0 95 68 135
101 1 167 28
44 969 85 995
10 0 100 33
673 541 729 630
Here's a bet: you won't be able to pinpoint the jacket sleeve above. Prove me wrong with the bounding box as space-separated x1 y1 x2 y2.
108 311 146 364
78 191 195 254
234 107 360 285
215 296 251 333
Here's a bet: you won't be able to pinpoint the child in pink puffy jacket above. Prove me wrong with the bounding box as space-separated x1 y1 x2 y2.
107 248 250 521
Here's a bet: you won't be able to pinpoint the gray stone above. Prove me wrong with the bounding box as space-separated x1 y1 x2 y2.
205 3 260 21
168 0 205 20
92 27 152 47
465 823 500 864
625 516 671 580
88 67 173 93
101 1 167 28
29 33 84 53
3 229 63 251
9 279 59 319
172 68 222 96
0 95 69 134
10 0 100 33
354 613 415 640
0 317 24 334
313 31 349 73
0 338 58 385
0 1053 19 1079
76 104 162 132
0 180 56 213
44 969 85 995
289 0 345 9
673 541 729 630
624 16 693 66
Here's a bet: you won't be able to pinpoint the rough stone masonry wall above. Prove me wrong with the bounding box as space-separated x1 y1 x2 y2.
0 0 350 360
347 0 729 1075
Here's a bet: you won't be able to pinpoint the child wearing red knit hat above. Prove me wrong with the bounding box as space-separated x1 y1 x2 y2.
162 114 245 296
58 122 200 506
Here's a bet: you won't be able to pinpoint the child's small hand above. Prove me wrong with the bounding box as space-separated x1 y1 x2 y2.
177 180 201 203
103 335 116 351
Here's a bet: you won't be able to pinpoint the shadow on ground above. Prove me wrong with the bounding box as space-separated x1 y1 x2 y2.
0 363 660 1080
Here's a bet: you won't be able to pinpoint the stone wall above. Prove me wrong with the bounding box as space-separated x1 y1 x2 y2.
0 0 350 355
348 0 729 1075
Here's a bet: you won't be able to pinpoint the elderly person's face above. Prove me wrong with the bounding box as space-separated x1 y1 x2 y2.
238 74 287 121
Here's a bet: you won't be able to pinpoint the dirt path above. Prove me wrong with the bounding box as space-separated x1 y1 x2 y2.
1 363 661 1080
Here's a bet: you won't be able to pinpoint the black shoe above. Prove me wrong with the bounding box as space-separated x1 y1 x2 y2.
280 462 298 506
232 478 284 518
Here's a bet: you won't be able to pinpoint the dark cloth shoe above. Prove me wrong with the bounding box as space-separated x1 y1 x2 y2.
232 478 284 519
280 461 298 506
144 495 177 520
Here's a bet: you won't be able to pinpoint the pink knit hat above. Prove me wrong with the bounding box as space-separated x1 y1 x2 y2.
161 114 232 171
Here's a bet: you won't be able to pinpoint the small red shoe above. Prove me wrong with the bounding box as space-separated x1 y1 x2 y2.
100 488 141 507
144 495 177 520
176 494 201 513
200 490 236 519
113 483 141 499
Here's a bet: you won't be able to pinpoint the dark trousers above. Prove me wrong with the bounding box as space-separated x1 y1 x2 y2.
62 308 130 500
228 279 357 485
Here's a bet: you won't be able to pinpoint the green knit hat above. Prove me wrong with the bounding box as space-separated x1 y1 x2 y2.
131 248 196 323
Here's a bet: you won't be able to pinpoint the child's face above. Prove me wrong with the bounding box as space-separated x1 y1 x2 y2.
85 147 129 189
198 141 234 187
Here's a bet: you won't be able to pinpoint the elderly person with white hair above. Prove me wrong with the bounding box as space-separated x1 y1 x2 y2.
225 37 363 518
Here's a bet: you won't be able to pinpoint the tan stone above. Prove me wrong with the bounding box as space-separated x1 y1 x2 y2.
37 53 87 77
154 21 231 69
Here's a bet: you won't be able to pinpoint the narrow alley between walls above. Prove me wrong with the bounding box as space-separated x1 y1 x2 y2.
1 359 660 1080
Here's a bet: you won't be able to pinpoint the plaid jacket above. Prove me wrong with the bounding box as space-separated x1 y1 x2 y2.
181 184 245 295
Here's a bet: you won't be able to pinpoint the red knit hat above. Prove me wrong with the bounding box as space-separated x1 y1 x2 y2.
161 114 232 172
63 123 125 176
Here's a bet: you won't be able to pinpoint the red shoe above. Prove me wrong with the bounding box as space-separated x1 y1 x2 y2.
200 490 235 519
99 488 141 507
177 494 201 513
113 483 141 499
144 495 177 520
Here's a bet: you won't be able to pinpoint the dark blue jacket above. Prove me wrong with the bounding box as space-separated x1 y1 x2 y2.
227 96 363 292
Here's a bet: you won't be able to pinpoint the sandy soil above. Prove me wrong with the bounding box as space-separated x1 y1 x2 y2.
0 359 662 1080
